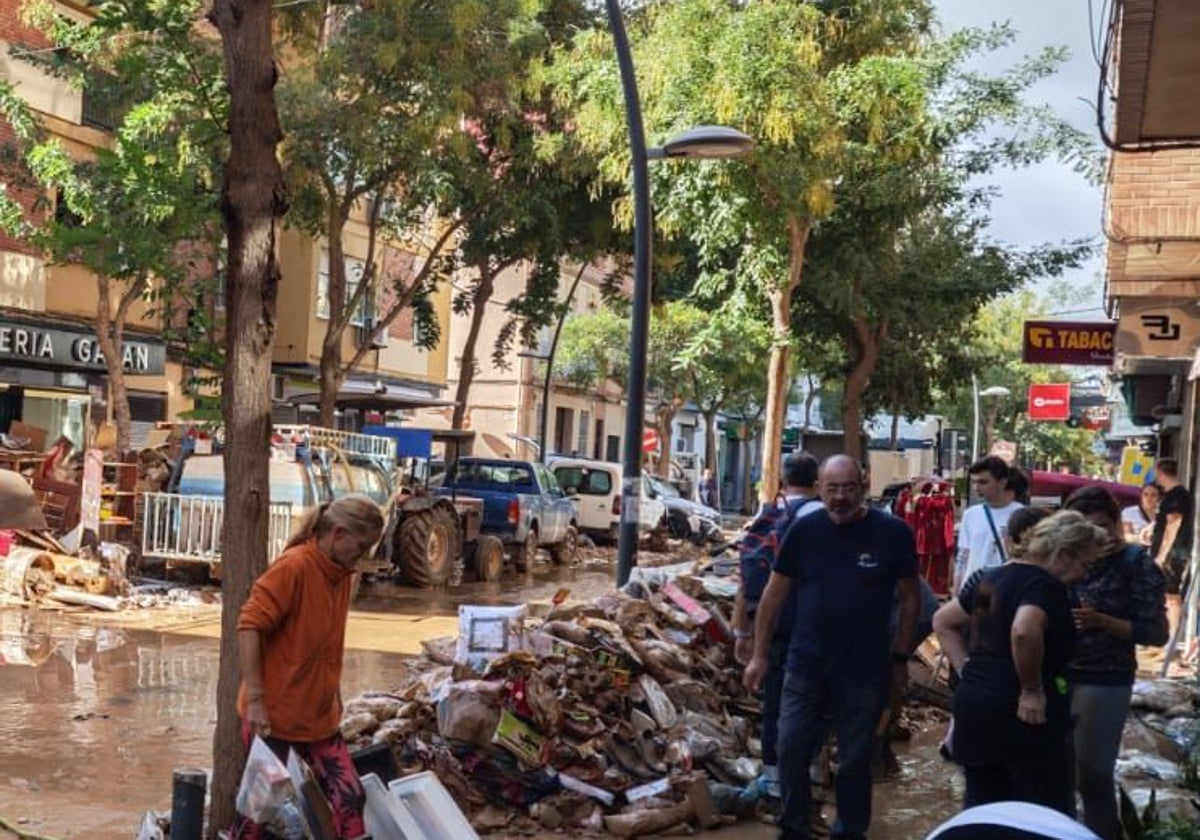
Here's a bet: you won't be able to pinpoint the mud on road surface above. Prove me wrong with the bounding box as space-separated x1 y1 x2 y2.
0 552 960 839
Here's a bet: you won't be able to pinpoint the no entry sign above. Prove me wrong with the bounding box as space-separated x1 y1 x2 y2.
1028 383 1071 421
642 427 661 453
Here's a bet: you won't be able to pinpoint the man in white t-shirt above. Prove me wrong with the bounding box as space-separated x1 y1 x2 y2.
953 456 1024 594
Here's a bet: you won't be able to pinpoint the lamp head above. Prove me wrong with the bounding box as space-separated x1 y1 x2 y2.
650 125 755 160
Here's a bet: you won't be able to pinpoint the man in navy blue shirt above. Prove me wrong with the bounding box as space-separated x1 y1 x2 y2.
744 455 920 840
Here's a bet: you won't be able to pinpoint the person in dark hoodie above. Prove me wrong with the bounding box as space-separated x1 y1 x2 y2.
1062 486 1168 840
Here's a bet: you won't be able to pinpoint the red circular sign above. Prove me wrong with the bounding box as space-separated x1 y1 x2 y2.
642 427 660 453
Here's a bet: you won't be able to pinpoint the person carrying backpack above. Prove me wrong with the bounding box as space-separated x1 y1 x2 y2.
732 451 823 808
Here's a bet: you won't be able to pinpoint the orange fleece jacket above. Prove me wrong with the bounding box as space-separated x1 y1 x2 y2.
237 539 354 741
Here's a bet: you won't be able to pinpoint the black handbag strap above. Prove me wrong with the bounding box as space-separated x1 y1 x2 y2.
982 504 1007 563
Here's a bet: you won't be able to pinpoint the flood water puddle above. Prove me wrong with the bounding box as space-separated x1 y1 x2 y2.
0 559 964 839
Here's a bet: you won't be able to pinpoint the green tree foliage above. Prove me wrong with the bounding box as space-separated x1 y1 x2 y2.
0 0 226 452
676 297 772 472
280 0 603 427
792 23 1097 459
549 0 961 500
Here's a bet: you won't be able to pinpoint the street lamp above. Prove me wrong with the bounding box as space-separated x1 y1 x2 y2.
971 374 1011 464
605 0 753 587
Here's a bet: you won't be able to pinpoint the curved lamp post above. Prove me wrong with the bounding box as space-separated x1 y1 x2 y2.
971 375 1011 464
605 0 754 587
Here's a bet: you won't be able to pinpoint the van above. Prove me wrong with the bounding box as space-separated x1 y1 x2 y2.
547 456 666 544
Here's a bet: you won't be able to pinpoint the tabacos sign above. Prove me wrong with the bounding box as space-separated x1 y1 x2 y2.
1022 320 1116 366
0 322 165 375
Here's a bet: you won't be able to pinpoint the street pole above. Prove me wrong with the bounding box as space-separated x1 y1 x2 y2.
607 0 652 588
537 264 588 463
971 373 981 465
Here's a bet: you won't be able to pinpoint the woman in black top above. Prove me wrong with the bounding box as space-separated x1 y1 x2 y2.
1063 487 1167 839
933 511 1108 815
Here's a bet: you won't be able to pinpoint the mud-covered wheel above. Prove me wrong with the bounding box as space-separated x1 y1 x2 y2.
549 525 578 566
395 505 460 588
473 535 505 582
666 512 691 540
515 527 538 572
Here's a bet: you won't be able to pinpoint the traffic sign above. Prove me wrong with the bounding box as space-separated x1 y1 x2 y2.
642 427 660 453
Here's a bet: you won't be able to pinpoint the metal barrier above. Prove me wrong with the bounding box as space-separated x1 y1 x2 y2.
274 424 396 466
141 493 294 566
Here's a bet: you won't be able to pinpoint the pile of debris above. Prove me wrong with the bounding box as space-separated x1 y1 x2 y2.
1117 678 1200 823
340 560 766 835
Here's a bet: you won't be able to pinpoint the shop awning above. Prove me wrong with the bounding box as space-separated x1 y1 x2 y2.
289 380 456 411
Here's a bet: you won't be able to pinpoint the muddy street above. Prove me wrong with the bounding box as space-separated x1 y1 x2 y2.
0 555 960 839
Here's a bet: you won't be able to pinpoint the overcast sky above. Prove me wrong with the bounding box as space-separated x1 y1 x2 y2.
934 0 1106 317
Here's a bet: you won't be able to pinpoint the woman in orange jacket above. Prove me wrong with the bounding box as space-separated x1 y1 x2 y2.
231 495 384 840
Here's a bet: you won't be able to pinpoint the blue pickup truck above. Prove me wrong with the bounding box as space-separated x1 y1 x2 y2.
439 457 578 569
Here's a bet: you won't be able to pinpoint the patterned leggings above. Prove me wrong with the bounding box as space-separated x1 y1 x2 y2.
230 721 366 840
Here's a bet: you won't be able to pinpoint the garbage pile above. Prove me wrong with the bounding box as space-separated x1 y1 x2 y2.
340 560 768 834
1117 678 1200 824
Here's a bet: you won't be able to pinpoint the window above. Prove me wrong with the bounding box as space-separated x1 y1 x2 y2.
554 467 612 496
81 70 128 131
578 411 590 456
317 250 373 326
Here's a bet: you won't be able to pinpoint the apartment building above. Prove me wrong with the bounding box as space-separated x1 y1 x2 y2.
0 0 449 445
1102 0 1200 477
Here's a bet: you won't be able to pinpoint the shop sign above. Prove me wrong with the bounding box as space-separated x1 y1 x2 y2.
1116 298 1200 360
1028 383 1071 421
1022 320 1116 366
0 322 165 374
989 440 1018 463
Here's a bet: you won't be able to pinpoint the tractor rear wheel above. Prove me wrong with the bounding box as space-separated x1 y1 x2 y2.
395 505 461 588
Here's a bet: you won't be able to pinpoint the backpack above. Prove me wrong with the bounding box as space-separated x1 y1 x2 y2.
740 494 816 614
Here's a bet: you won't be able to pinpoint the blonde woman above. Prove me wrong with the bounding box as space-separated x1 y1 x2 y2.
232 495 385 840
934 511 1107 817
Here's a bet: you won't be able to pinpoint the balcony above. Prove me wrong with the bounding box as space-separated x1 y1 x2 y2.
1105 0 1200 148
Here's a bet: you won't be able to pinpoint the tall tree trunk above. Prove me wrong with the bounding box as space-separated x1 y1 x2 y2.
209 0 286 835
654 400 679 478
840 316 884 464
318 208 350 428
93 276 131 454
889 407 900 450
451 268 496 430
759 216 809 503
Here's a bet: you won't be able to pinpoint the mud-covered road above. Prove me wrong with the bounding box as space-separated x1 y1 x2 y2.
0 553 959 839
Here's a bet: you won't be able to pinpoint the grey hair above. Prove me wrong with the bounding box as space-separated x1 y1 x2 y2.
285 494 384 551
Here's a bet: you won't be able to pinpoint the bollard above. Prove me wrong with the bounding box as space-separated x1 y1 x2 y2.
171 768 207 840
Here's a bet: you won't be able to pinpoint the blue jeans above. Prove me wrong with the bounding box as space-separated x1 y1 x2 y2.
762 630 790 768
777 669 886 840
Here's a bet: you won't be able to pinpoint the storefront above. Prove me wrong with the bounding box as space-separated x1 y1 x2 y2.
0 317 167 450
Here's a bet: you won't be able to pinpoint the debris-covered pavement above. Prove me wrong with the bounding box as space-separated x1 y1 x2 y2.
340 558 795 835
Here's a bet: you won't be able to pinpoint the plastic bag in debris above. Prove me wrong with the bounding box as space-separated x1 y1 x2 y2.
438 679 503 749
135 811 166 840
235 735 295 824
623 563 738 599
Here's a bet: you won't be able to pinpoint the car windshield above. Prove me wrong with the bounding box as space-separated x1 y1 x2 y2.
649 476 680 498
